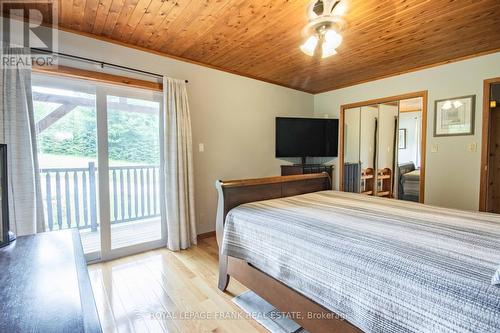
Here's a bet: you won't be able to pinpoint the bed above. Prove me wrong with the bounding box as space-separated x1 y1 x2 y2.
216 173 500 333
398 163 420 202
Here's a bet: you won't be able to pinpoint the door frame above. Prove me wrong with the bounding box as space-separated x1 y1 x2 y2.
33 67 167 263
479 77 500 212
339 90 428 203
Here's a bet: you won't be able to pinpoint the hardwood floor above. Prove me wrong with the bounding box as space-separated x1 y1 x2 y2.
88 237 267 333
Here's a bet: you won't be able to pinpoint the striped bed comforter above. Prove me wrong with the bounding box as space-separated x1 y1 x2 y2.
221 191 500 333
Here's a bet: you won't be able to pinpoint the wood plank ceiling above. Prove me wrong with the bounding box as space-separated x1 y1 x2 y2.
21 0 500 93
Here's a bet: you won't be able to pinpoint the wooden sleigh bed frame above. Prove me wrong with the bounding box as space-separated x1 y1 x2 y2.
215 173 362 333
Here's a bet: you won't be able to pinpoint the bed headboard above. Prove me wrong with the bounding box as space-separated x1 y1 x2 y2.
215 173 331 247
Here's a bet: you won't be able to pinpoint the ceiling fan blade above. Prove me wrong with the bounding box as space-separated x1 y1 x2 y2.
330 0 342 14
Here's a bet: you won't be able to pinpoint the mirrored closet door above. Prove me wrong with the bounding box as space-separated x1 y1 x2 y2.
359 105 378 196
340 94 426 203
397 98 424 202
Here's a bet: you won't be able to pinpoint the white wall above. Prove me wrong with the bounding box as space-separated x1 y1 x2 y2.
315 52 500 211
343 108 360 163
5 25 314 234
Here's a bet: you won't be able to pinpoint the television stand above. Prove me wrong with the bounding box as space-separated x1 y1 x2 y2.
281 164 334 189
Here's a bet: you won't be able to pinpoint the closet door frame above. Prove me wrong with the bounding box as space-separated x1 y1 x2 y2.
479 77 500 211
339 90 428 203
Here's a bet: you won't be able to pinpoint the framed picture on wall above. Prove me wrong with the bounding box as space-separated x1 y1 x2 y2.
398 129 407 149
434 95 475 136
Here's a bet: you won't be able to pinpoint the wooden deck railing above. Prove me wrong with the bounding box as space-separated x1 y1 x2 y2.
40 162 161 232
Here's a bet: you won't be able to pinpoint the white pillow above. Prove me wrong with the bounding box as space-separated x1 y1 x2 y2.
493 265 500 285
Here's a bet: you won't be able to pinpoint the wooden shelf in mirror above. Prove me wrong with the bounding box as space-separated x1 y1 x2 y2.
361 168 375 196
377 168 393 198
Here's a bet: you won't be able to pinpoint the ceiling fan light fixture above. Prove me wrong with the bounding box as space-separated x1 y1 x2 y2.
301 0 346 58
313 0 325 16
300 35 319 56
324 28 343 49
332 2 347 16
321 42 338 58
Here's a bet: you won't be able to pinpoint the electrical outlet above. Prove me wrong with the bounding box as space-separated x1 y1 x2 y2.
198 143 205 152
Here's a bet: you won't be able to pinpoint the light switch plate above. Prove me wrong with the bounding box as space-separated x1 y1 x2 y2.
467 142 477 152
431 144 438 153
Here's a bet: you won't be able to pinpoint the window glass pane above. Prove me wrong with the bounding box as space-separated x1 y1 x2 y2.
106 90 162 250
32 74 101 257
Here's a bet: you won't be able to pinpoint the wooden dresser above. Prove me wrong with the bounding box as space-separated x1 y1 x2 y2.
0 229 102 333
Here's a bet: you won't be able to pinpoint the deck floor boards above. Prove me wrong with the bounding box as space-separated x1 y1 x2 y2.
80 217 162 253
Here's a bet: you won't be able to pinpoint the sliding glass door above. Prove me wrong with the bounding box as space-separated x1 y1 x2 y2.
33 73 165 261
102 87 164 258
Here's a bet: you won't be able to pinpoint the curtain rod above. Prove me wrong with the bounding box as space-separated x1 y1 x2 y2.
30 48 189 83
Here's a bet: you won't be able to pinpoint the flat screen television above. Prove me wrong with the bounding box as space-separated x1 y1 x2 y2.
275 117 339 159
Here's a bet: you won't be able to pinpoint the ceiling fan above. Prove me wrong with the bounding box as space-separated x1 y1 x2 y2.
300 0 347 58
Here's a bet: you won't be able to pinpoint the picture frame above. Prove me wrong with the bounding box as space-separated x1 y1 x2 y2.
398 129 407 149
434 95 475 137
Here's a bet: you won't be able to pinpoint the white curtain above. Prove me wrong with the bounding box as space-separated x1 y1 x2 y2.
162 77 197 251
0 46 44 235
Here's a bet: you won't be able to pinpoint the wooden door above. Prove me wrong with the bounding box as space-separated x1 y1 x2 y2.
487 83 500 212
